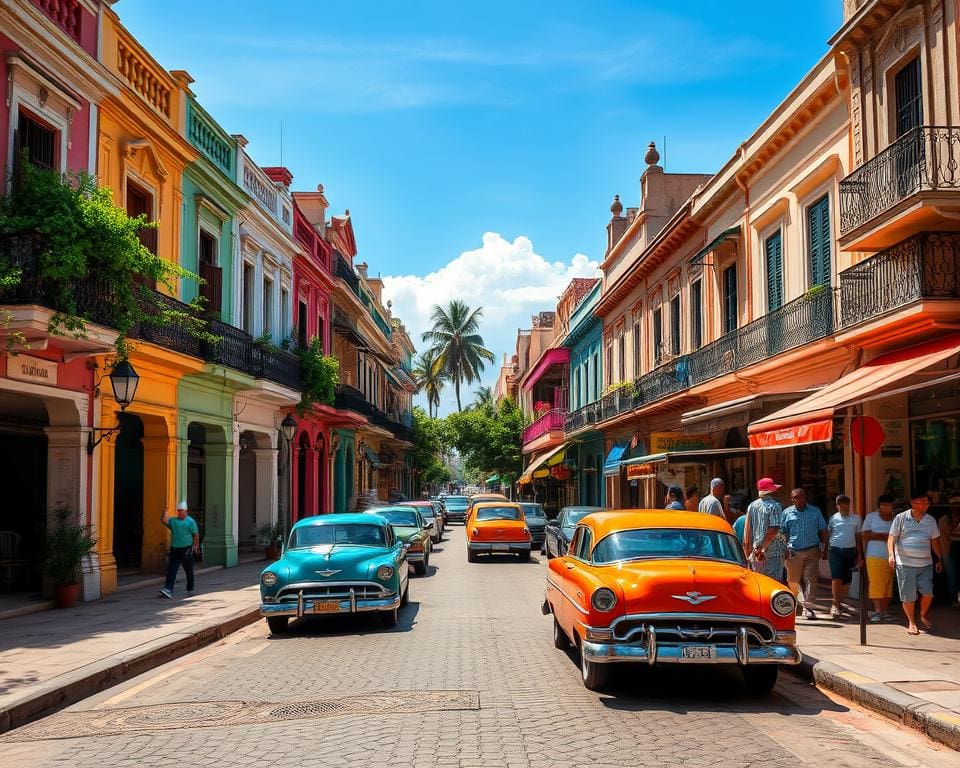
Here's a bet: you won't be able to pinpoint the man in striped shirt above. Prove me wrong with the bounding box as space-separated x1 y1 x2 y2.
888 489 943 636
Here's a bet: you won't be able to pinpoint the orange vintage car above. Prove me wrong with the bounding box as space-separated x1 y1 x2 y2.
543 510 800 692
466 501 532 562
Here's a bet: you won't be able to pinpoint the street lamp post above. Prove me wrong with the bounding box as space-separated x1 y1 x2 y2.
280 413 297 536
87 360 141 454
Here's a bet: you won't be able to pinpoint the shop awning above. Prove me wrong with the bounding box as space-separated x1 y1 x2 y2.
519 442 569 484
603 442 628 477
364 447 383 468
680 393 807 434
748 333 960 450
689 225 740 265
622 447 752 466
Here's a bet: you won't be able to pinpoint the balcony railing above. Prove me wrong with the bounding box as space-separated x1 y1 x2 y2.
839 126 960 235
839 232 960 328
252 343 301 390
334 384 414 442
568 288 836 433
335 254 361 297
522 408 566 445
564 401 602 433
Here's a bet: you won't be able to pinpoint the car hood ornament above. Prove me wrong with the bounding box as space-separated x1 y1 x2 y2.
315 569 341 577
671 591 716 606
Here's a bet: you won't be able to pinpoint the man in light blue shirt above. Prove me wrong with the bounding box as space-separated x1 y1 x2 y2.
783 488 827 619
744 478 786 582
888 489 943 635
827 494 862 619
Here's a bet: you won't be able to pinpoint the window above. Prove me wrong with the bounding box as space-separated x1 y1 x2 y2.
297 300 308 349
632 320 641 378
126 181 157 256
691 280 703 349
593 352 599 401
243 263 255 332
722 265 738 334
653 307 663 365
618 334 625 381
764 231 783 311
317 315 325 353
574 368 582 409
262 276 274 338
894 56 923 138
198 230 216 267
17 111 56 171
605 344 613 386
197 229 221 314
574 527 593 560
807 195 831 287
280 287 290 340
669 294 681 356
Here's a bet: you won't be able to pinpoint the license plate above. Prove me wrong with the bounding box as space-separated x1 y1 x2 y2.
492 543 510 552
312 601 341 614
680 645 716 660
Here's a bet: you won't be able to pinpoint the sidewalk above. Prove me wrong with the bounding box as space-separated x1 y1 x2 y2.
0 560 264 734
792 596 960 750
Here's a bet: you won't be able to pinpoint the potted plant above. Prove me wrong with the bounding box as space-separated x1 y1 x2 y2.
44 508 97 609
257 522 285 560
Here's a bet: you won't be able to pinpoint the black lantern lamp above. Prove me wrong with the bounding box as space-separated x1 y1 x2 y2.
280 413 298 443
87 360 141 454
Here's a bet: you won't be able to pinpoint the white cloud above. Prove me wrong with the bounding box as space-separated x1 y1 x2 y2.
382 232 600 416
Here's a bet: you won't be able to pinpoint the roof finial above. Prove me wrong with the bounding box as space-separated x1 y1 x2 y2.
610 194 623 217
645 141 660 167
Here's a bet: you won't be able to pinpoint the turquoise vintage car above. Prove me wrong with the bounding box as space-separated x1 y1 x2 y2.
364 506 433 575
259 513 409 634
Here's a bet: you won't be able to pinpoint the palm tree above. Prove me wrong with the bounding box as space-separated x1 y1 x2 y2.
471 385 494 413
412 349 445 418
421 300 495 412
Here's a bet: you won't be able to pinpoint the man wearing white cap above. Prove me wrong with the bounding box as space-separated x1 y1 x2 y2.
698 478 726 519
744 477 787 582
159 501 200 599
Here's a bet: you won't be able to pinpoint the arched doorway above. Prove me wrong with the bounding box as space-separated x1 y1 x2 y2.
315 433 325 514
345 442 355 511
297 432 309 520
113 414 145 570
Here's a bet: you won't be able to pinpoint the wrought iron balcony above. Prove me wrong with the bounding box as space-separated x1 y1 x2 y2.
839 126 960 236
132 291 204 359
839 232 960 328
335 254 361 297
522 408 566 445
564 401 602 433
252 342 301 390
334 384 414 442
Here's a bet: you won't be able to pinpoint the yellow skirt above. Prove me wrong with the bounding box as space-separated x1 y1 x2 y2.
866 556 894 599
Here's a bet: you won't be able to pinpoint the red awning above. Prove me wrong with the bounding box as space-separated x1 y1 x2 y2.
749 333 960 449
521 348 570 392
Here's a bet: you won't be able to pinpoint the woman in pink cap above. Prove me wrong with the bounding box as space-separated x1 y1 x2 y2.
744 477 787 582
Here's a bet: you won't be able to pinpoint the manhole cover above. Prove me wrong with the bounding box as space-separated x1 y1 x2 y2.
269 700 349 719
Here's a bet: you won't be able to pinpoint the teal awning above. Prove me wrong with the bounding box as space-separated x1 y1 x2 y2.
364 447 383 468
689 226 740 265
603 443 628 477
485 475 500 485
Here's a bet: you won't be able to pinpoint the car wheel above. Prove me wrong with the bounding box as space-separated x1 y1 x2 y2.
742 665 779 694
380 606 399 628
467 549 477 563
580 642 609 691
518 549 530 562
552 616 570 650
400 583 409 607
266 616 289 635
414 561 427 576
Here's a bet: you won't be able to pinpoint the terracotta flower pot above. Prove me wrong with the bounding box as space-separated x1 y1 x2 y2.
54 583 81 609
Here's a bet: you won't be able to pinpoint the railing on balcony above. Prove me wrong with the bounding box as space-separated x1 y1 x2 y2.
335 254 361 297
132 291 204 359
839 232 960 327
252 343 301 390
334 385 414 442
839 126 960 235
564 401 602 433
522 408 566 445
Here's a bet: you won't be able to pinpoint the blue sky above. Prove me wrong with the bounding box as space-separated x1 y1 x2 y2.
118 0 842 414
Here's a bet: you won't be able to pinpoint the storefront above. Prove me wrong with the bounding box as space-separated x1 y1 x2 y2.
519 442 575 516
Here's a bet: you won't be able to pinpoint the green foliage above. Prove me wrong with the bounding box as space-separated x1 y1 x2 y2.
0 160 200 359
412 348 446 418
44 508 97 585
297 336 339 415
410 406 452 490
421 299 494 412
445 397 524 485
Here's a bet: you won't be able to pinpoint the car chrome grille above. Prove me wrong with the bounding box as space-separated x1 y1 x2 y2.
277 582 389 602
612 616 775 644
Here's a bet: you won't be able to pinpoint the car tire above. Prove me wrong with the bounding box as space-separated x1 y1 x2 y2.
580 642 609 691
414 561 427 576
467 549 477 563
380 606 399 628
266 616 289 635
518 549 530 562
552 616 570 650
742 665 779 694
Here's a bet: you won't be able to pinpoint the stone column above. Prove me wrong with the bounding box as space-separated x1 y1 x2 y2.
231 425 241 550
96 423 118 595
252 448 279 531
203 441 237 567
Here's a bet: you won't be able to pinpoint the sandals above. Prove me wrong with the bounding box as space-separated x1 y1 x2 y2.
907 627 920 635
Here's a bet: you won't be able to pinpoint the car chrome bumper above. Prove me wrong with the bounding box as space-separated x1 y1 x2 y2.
468 541 530 553
446 512 466 522
582 626 800 666
406 551 425 563
261 592 400 619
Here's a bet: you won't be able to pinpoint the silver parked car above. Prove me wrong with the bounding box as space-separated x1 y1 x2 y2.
519 502 546 551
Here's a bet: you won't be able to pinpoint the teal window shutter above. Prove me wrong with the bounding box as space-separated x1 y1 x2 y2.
808 195 831 287
765 231 783 311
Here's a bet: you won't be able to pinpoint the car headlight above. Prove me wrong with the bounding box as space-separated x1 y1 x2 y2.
261 572 278 587
591 587 617 612
377 564 395 581
771 590 797 617
472 527 479 536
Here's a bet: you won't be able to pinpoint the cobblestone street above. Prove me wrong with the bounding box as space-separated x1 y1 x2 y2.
3 526 955 768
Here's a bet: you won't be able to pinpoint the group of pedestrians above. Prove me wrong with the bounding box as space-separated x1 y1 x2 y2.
674 475 955 635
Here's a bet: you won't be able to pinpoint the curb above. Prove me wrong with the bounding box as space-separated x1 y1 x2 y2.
788 653 960 751
0 604 261 735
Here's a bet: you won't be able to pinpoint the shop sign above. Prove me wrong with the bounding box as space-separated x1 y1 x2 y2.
748 419 833 450
881 445 903 458
550 465 571 480
649 432 714 453
626 463 656 480
7 354 58 386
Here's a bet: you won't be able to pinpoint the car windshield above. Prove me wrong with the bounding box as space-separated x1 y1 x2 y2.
520 504 545 520
374 509 420 527
591 528 746 565
561 508 600 533
476 506 521 521
289 524 387 549
446 497 468 507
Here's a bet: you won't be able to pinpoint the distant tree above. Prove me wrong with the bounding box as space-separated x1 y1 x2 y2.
471 385 494 413
421 300 494 413
410 407 451 494
446 397 524 485
412 349 445 417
